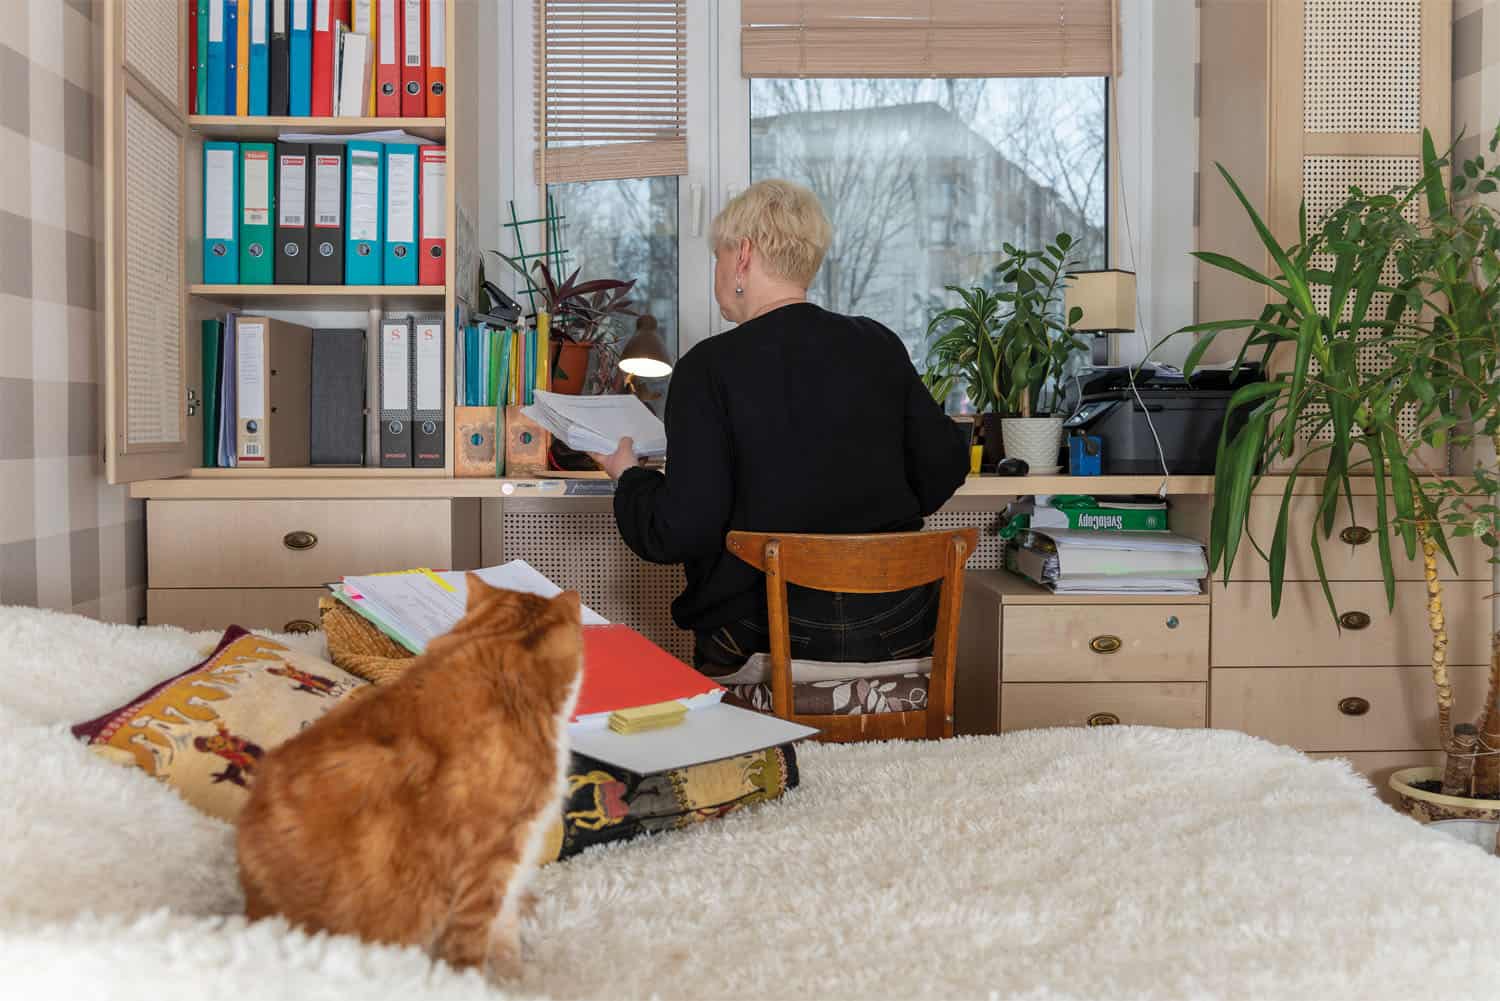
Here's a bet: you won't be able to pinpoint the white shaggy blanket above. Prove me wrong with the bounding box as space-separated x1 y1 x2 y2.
3 605 1500 1000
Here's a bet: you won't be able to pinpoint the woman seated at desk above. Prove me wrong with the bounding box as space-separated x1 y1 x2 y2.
590 179 969 677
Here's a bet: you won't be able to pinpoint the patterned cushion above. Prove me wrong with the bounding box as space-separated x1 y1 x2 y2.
317 597 799 865
726 673 929 716
71 627 367 822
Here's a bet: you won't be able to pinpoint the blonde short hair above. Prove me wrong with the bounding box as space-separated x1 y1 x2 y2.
710 179 833 288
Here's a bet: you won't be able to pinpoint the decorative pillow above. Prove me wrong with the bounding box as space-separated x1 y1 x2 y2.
726 673 929 716
71 626 367 822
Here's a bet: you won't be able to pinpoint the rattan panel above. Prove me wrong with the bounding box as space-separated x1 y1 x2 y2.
1303 0 1421 133
501 508 1004 661
123 94 183 448
125 0 181 108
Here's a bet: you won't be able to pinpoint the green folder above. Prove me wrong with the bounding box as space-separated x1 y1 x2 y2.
238 141 276 284
200 318 223 467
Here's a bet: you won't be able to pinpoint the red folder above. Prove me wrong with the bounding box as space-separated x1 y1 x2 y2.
425 0 444 117
375 0 401 116
419 144 445 285
401 0 426 117
573 626 723 724
311 0 335 115
189 0 198 114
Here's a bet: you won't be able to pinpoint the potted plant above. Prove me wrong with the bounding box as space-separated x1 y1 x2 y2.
487 252 638 394
1173 127 1500 824
924 234 1088 471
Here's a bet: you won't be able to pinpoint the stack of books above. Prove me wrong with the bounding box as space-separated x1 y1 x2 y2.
1003 496 1207 595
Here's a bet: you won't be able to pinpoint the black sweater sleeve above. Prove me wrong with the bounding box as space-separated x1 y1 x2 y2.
612 351 735 565
901 361 970 516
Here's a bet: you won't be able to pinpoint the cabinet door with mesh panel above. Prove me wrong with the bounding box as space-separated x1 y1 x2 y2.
101 0 192 483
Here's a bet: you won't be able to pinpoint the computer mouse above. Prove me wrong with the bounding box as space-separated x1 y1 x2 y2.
994 457 1030 477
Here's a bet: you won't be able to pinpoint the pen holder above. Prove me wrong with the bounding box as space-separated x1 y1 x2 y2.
1068 434 1102 476
505 406 550 477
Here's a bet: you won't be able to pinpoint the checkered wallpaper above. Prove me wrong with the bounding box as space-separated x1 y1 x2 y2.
0 0 144 624
1454 1 1500 167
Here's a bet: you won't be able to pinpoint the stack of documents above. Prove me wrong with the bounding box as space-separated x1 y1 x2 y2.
522 391 668 458
329 560 815 771
1006 528 1207 595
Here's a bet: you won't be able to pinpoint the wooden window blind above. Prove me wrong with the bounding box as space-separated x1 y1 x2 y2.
741 0 1117 78
535 0 688 184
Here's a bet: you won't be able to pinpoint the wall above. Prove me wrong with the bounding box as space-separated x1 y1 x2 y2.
0 0 144 622
1453 0 1500 162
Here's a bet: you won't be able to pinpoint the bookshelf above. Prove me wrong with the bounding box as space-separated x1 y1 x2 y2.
103 1 477 486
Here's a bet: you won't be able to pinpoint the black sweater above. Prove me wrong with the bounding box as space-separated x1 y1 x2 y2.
612 302 971 633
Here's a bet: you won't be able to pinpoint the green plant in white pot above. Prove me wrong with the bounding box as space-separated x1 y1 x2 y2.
925 234 1088 472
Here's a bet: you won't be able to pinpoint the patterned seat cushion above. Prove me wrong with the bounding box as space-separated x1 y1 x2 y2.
726 672 929 716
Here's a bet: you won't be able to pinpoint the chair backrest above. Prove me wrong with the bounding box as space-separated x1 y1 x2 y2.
726 528 978 741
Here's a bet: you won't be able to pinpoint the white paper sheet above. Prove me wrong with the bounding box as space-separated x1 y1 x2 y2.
522 391 668 458
276 130 436 145
385 152 415 242
569 703 817 774
348 148 380 241
204 148 235 240
236 322 265 421
278 153 306 227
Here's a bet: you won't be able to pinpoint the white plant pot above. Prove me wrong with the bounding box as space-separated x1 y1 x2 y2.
1000 416 1065 473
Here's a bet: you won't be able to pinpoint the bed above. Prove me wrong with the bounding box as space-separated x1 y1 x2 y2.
2 604 1498 1000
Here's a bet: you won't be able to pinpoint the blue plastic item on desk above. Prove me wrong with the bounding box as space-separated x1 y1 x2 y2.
1069 434 1102 476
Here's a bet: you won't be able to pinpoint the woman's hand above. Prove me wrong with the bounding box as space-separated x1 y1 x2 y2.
590 437 641 480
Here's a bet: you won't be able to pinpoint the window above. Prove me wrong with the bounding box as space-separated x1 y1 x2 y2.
546 177 682 363
749 78 1108 360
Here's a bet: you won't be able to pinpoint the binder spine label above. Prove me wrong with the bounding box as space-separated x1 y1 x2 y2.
314 156 342 227
243 150 270 226
404 0 420 65
204 149 236 240
278 155 305 227
386 153 414 243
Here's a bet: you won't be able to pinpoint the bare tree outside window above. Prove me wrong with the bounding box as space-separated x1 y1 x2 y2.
751 78 1107 362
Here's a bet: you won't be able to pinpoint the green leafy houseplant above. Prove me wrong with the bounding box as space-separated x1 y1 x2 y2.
487 252 638 394
1174 125 1500 803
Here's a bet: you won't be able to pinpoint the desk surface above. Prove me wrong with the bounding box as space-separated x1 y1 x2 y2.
127 472 1425 501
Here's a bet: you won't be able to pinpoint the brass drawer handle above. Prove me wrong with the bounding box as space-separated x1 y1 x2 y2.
283 619 317 634
1340 525 1372 546
1089 634 1122 654
1338 696 1370 717
283 530 318 551
1339 610 1371 631
1086 712 1120 727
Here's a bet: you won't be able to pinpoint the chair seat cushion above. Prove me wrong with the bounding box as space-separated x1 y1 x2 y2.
727 672 929 716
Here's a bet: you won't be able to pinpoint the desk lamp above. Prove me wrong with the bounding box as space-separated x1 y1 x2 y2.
619 314 674 400
1065 269 1136 365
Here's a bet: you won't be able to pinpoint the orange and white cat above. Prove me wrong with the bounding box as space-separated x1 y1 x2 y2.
236 578 584 980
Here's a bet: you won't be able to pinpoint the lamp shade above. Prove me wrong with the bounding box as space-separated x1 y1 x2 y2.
1065 269 1136 332
619 316 674 378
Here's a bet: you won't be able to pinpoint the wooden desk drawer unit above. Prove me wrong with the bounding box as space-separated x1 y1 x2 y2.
1002 604 1208 682
148 499 481 588
147 588 327 633
1211 580 1491 667
1237 495 1491 581
1000 682 1206 732
1210 666 1489 751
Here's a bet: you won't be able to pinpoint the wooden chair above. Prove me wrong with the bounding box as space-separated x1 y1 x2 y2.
725 528 978 742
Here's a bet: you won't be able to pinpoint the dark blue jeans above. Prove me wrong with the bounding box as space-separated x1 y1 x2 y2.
693 583 940 678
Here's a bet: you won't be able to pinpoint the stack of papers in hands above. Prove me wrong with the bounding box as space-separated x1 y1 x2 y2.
522 391 668 458
329 560 815 772
1007 529 1207 596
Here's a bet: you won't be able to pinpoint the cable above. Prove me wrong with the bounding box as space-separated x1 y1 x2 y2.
1105 71 1172 499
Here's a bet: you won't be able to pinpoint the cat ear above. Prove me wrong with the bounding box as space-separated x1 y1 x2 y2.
553 590 582 620
464 572 495 611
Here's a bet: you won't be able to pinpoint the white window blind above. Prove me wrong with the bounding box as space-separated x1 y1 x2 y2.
740 0 1118 78
535 0 688 184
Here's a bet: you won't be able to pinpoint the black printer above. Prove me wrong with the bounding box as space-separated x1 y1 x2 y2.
1060 364 1264 474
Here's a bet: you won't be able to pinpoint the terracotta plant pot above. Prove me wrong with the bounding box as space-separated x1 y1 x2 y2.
550 340 592 395
1389 766 1500 824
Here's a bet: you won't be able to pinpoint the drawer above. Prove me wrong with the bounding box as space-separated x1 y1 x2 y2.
1238 494 1490 581
1000 682 1206 732
1003 604 1208 682
1211 580 1491 667
147 588 327 634
1210 666 1490 751
148 499 481 587
1306 751 1447 808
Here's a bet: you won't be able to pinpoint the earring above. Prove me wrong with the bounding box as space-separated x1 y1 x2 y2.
735 283 744 296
